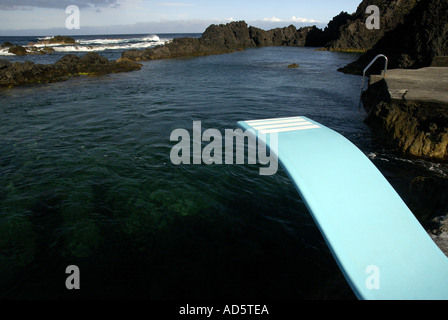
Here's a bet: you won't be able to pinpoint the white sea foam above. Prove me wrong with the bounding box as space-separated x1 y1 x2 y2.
50 42 165 53
0 48 14 56
37 36 53 41
78 35 161 46
25 34 169 53
1 34 171 55
377 152 448 177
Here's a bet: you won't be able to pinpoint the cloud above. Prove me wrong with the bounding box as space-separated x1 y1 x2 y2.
262 16 321 24
0 0 120 10
289 16 320 23
262 17 282 22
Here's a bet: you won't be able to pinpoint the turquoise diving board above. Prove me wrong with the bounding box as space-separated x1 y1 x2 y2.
237 116 448 300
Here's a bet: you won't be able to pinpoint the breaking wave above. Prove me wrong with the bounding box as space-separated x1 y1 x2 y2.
36 34 168 52
0 34 170 55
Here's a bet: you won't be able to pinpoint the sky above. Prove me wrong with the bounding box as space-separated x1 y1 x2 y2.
0 0 361 36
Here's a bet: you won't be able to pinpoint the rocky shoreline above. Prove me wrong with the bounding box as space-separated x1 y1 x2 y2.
0 20 345 87
0 35 144 88
120 21 328 61
361 70 448 162
0 52 142 88
0 24 330 87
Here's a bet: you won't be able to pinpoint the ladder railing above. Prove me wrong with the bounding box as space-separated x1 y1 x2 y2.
359 54 388 109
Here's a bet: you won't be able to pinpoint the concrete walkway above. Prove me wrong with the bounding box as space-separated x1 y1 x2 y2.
370 67 448 104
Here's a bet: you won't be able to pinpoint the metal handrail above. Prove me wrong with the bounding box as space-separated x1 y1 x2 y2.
359 54 388 110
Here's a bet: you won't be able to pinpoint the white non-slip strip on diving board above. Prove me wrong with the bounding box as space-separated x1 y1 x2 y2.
245 116 308 126
244 116 320 134
259 124 321 134
251 121 313 130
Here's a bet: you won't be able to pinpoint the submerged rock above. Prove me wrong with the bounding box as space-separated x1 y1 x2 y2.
0 52 142 88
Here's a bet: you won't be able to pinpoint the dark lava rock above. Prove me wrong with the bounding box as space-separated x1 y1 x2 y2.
121 21 327 61
0 59 12 70
432 56 448 67
320 11 353 48
27 46 56 55
0 52 142 88
36 35 76 45
340 0 448 75
8 45 27 56
361 78 448 161
2 41 57 56
1 42 14 48
201 20 254 49
326 0 419 52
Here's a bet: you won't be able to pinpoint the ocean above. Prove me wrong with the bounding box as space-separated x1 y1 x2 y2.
0 34 447 300
0 33 199 62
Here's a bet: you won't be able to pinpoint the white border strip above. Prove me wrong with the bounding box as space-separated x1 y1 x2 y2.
260 125 320 134
252 121 313 130
246 116 305 125
247 118 309 127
